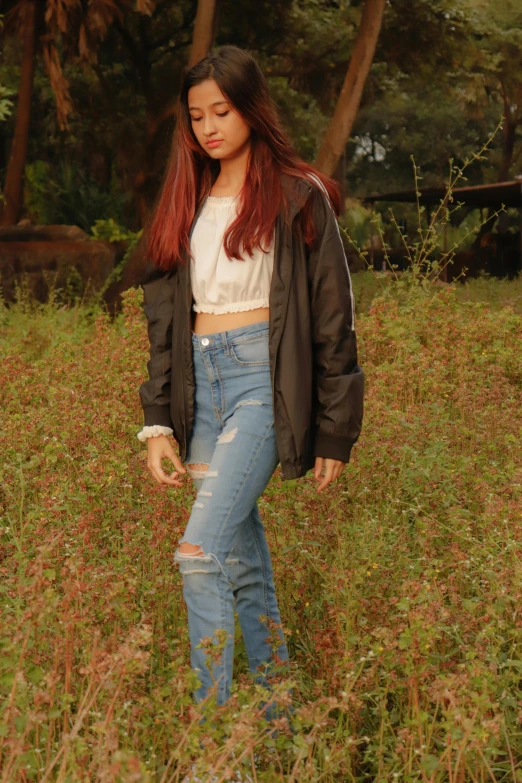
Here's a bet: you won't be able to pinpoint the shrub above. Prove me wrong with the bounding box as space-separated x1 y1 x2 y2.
1 276 521 780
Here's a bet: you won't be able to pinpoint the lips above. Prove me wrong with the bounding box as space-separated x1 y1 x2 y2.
206 139 223 148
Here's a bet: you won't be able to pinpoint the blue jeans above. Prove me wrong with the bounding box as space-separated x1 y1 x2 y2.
174 322 289 705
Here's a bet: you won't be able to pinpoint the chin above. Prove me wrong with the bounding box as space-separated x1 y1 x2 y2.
208 148 236 160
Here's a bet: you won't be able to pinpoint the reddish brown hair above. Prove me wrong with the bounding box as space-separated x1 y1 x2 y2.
147 45 340 268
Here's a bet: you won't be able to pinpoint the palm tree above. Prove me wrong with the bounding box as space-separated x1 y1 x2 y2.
1 0 219 227
0 0 151 225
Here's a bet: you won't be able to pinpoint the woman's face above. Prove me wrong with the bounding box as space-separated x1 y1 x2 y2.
188 79 251 160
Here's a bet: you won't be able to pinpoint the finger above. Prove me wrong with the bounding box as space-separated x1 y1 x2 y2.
160 471 184 486
168 452 186 474
147 440 186 477
158 460 184 485
154 446 186 476
155 449 186 482
148 464 163 484
317 462 335 492
148 461 184 486
333 463 344 481
148 464 164 485
314 457 324 480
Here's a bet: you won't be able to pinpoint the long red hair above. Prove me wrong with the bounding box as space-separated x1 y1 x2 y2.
147 45 340 269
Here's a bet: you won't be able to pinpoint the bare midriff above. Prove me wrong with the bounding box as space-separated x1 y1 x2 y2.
193 307 269 335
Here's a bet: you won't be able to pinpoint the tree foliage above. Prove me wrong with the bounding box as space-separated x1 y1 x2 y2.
0 0 521 227
349 0 522 195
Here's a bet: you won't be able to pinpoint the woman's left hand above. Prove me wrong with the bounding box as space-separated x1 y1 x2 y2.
314 457 346 492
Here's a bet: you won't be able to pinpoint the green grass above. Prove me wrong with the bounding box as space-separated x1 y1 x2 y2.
1 273 522 782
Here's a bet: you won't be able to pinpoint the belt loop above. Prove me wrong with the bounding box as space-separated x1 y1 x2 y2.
222 330 230 355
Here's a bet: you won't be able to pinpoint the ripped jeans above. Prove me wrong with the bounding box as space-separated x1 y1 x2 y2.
174 322 289 705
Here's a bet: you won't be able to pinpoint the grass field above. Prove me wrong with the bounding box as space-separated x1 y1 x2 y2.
1 271 522 782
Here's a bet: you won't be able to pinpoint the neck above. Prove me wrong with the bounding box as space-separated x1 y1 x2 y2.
214 142 250 195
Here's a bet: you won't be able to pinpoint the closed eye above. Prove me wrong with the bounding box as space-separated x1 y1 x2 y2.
190 111 229 122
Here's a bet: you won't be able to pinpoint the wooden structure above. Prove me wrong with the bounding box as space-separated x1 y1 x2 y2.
364 179 522 280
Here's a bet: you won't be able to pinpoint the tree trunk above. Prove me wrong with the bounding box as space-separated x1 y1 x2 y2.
1 0 37 226
132 0 220 222
314 0 386 177
188 0 219 68
105 0 221 307
333 150 347 218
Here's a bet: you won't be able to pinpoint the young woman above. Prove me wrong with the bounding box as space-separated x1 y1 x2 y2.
137 46 364 709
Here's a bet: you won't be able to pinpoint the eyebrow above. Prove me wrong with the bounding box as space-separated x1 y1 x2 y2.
188 100 229 111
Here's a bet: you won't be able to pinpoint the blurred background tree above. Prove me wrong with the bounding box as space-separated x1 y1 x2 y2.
0 0 521 234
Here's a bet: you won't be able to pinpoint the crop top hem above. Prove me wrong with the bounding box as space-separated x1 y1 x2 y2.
193 298 270 315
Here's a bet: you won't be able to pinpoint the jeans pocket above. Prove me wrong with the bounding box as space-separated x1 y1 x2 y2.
229 334 270 367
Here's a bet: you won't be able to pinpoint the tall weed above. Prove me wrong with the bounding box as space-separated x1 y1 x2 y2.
1 270 521 780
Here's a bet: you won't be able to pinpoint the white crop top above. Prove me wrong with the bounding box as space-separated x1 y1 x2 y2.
189 195 274 315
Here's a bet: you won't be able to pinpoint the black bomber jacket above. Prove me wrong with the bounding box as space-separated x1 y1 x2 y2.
138 173 364 481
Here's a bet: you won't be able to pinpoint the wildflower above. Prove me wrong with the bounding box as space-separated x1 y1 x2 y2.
305 602 309 607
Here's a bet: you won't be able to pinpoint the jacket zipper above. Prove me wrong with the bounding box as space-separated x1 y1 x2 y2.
271 216 300 479
271 183 312 479
181 198 207 458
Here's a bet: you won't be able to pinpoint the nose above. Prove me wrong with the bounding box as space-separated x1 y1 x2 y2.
203 115 217 137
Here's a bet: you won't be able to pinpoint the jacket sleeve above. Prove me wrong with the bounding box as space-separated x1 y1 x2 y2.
138 259 176 429
306 185 364 463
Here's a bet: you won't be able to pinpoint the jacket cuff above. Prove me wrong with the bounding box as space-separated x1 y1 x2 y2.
142 404 173 429
137 425 173 442
314 432 354 464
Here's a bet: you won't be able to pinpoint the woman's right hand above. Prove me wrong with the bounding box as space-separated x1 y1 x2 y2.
147 435 187 486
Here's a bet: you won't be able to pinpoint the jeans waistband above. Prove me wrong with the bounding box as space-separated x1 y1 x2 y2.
191 320 269 350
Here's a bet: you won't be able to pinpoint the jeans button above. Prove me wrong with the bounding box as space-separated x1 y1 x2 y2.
201 337 210 346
